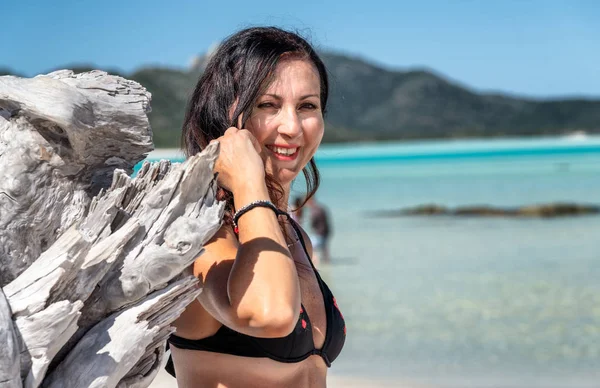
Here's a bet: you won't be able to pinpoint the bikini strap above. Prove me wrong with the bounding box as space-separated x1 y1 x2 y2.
286 215 320 274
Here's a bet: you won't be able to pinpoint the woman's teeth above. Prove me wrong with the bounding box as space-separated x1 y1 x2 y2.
270 146 298 156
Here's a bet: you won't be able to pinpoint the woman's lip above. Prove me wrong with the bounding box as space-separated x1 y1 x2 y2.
266 146 300 161
268 144 300 148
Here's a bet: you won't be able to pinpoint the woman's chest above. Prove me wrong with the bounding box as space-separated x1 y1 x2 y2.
294 256 327 349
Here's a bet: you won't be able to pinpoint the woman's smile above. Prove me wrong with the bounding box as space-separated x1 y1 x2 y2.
266 144 301 161
248 58 324 185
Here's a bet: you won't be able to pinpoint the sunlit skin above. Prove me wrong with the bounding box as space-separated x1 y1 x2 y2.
171 58 330 388
247 57 324 195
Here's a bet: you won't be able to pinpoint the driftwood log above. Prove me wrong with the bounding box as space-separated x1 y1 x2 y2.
0 70 223 387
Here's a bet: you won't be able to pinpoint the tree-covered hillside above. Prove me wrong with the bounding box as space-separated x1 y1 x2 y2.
4 52 599 147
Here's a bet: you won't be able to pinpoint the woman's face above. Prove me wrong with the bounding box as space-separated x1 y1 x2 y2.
245 58 324 187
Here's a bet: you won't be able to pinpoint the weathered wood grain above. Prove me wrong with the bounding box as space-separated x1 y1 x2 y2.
43 278 201 388
0 71 222 388
0 288 21 388
0 70 153 286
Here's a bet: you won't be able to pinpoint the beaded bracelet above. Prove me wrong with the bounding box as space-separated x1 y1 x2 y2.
232 200 288 234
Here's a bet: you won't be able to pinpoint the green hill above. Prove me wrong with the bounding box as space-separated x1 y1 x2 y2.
322 52 600 141
4 53 600 147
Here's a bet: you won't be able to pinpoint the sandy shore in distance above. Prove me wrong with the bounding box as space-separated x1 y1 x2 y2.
149 368 419 388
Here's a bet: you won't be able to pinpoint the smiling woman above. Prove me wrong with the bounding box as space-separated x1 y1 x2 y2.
168 27 346 388
247 58 324 185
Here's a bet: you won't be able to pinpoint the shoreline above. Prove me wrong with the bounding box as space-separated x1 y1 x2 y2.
149 368 600 388
145 135 600 162
148 368 420 388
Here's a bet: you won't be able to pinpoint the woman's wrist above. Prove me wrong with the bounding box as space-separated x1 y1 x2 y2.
232 200 282 233
232 180 270 211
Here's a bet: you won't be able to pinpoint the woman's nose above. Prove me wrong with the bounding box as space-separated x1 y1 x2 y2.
277 107 302 138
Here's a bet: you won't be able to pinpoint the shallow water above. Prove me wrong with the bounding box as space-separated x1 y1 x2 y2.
142 136 600 387
303 137 600 387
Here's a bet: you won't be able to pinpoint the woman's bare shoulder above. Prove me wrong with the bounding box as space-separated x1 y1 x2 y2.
192 223 239 280
172 223 239 339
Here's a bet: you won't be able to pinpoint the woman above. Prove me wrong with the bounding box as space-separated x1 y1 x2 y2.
168 27 346 388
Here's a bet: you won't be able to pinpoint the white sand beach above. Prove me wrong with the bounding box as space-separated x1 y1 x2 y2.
149 367 417 388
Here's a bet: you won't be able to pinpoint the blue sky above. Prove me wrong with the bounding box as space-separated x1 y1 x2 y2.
3 0 599 97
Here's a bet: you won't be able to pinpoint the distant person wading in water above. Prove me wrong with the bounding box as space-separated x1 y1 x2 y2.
307 197 331 265
168 27 346 388
290 196 304 224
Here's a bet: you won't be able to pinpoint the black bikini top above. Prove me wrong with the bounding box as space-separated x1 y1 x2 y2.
166 218 346 376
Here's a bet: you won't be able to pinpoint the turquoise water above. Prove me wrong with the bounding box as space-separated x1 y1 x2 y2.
140 136 600 387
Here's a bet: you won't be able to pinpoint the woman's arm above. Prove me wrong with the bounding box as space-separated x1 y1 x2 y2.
192 182 301 338
188 127 301 338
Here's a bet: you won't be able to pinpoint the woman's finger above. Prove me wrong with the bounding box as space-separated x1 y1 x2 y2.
224 127 238 136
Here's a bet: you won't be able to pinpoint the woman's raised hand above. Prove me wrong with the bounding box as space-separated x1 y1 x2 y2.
212 127 265 193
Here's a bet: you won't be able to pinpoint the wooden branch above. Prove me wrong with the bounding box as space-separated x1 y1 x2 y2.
0 70 153 287
43 278 201 388
4 151 222 388
0 71 223 388
0 289 21 388
16 300 82 388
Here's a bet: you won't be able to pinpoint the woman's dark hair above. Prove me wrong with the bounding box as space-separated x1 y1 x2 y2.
182 26 328 218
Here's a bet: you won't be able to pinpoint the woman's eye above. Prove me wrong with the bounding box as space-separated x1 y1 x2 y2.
258 102 275 109
300 103 318 110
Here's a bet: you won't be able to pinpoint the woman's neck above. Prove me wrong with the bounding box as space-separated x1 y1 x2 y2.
278 184 291 211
